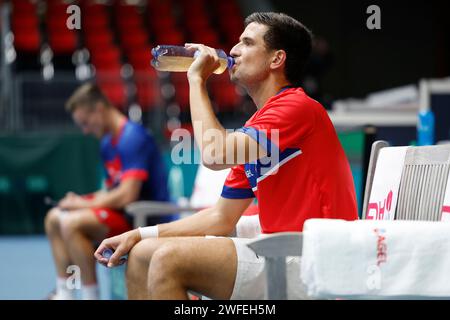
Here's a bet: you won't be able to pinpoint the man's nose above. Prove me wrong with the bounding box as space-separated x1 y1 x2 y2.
229 44 239 57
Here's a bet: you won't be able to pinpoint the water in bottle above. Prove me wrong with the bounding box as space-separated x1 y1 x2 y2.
417 109 435 146
151 45 234 74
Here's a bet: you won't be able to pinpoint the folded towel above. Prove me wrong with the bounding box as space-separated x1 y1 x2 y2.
301 219 450 299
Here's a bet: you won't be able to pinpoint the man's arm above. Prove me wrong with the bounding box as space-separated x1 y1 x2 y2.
186 44 266 170
94 197 253 266
158 196 253 237
90 178 142 209
59 178 142 210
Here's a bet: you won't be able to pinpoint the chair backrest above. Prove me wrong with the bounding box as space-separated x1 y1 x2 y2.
362 141 450 221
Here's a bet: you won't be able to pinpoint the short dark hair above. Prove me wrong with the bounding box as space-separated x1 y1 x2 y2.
65 82 111 112
245 12 312 86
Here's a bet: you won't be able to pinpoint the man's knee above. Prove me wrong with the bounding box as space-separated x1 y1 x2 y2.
148 243 183 282
128 238 162 269
59 210 89 239
126 238 165 286
44 207 62 234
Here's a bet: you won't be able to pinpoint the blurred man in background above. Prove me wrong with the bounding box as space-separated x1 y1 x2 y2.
44 82 172 299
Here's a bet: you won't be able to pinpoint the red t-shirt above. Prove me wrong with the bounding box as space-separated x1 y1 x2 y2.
221 87 358 233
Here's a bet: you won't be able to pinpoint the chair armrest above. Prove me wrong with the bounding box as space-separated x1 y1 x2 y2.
246 232 303 300
246 232 303 257
125 201 200 228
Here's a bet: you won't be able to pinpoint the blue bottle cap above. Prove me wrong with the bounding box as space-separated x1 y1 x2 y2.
227 56 235 69
102 248 113 260
151 46 159 59
102 248 128 264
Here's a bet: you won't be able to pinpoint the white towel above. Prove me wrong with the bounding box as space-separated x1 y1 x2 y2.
300 218 450 299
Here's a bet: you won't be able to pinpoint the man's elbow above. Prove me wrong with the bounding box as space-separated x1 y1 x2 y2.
118 190 140 208
202 161 226 171
213 211 238 236
201 152 226 170
201 144 238 170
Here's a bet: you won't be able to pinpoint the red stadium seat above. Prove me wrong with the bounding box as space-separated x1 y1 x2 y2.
117 19 143 31
46 1 70 16
127 49 153 71
84 32 114 49
119 31 149 51
11 13 38 30
170 73 190 111
13 29 41 52
190 29 221 49
114 3 140 16
81 2 109 16
209 72 242 111
135 78 162 111
48 31 78 54
81 5 109 30
97 79 128 110
11 2 40 53
155 30 185 46
11 0 36 14
89 45 120 61
46 14 71 31
148 1 173 17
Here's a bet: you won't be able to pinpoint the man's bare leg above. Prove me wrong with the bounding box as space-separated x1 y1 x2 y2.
44 208 72 278
126 237 237 300
60 209 108 285
126 237 180 299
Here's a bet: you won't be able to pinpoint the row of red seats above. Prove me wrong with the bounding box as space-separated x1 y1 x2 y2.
11 0 243 57
77 1 127 108
46 0 78 55
11 0 40 52
10 0 244 114
112 1 160 109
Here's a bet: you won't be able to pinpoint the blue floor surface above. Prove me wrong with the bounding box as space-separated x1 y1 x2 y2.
0 236 114 300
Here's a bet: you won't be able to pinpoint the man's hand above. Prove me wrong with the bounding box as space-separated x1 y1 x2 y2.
94 229 142 267
186 43 221 83
58 192 92 210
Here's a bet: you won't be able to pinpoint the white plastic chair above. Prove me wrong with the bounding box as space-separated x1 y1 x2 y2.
247 141 450 299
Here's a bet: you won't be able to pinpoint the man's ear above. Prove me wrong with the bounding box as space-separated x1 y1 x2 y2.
270 50 287 70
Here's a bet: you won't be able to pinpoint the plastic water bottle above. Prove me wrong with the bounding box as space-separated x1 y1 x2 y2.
417 109 435 146
151 45 234 74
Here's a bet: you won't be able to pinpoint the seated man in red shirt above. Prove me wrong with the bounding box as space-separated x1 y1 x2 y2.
95 12 358 299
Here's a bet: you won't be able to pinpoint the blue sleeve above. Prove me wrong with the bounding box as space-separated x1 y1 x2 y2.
118 125 152 181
